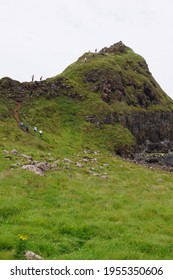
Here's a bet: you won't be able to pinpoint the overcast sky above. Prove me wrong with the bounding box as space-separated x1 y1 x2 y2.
1 0 173 98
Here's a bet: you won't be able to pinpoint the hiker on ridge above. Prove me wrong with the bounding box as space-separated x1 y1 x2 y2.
25 125 29 133
39 130 43 137
20 122 24 129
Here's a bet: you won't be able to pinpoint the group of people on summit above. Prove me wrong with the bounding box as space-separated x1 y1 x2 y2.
20 122 43 137
31 74 43 82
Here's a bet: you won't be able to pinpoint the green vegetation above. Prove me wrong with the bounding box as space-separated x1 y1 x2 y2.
1 43 173 260
0 93 173 260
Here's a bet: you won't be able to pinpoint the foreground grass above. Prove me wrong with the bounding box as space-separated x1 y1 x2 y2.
0 147 173 260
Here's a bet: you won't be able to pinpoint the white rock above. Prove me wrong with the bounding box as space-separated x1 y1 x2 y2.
25 250 44 260
3 150 9 154
64 158 73 163
100 175 108 179
11 149 18 155
21 165 44 176
36 162 50 171
75 162 83 167
21 154 33 161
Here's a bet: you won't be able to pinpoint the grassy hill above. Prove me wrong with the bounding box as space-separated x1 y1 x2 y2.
1 42 173 260
61 42 173 110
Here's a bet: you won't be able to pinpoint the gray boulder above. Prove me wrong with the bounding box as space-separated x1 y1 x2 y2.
21 165 44 176
25 250 44 260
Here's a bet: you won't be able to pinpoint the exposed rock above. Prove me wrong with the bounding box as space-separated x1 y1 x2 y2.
50 162 58 169
100 175 108 179
28 160 38 165
21 154 33 161
157 178 164 182
25 250 44 260
5 156 11 160
75 162 83 167
3 150 9 154
64 158 73 163
91 158 98 162
54 160 60 164
145 142 169 153
11 149 18 155
0 76 78 102
146 157 159 164
84 149 93 154
111 112 173 147
63 165 69 169
82 158 89 162
36 162 50 171
88 171 108 179
88 170 99 176
100 41 126 54
21 165 44 176
10 162 21 167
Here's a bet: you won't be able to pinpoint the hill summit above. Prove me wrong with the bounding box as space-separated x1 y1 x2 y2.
66 41 171 109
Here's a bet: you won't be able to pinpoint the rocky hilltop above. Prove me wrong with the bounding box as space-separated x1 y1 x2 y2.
1 41 173 159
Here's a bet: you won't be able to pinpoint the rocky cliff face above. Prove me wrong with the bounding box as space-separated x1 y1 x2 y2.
85 110 173 154
0 76 83 102
116 111 173 144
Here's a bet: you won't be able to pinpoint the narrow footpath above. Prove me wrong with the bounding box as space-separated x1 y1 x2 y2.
14 102 21 123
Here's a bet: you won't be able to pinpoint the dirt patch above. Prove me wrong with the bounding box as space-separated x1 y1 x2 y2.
14 102 21 123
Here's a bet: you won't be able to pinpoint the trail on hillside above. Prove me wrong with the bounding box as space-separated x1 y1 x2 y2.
14 102 22 123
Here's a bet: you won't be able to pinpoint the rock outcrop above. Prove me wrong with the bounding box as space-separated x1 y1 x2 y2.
108 111 173 147
0 76 84 102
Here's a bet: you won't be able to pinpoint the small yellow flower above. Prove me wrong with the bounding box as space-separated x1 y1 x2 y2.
18 234 28 241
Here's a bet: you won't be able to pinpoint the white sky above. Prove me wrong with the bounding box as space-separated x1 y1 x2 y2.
1 0 173 98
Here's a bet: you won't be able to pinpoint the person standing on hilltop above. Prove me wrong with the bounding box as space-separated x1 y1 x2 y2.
32 74 34 82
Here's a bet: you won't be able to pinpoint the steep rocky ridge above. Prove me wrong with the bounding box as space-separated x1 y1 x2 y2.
0 76 83 102
1 41 173 156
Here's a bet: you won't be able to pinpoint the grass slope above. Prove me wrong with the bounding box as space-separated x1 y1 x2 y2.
0 95 173 260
